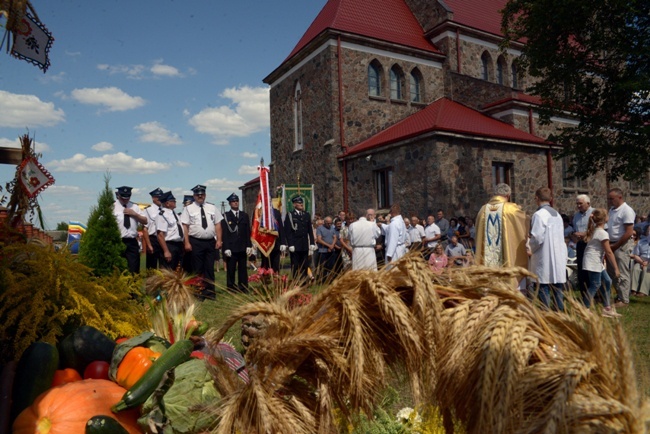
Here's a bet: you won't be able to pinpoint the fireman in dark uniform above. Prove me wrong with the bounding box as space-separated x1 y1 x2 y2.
282 196 316 279
221 193 252 292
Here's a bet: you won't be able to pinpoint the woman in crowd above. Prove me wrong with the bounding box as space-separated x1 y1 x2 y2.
428 243 448 274
582 208 621 317
447 218 458 243
455 216 472 250
631 224 650 296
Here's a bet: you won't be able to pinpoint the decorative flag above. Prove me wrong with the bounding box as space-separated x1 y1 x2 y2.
11 12 54 72
18 156 55 198
250 164 279 257
281 184 315 221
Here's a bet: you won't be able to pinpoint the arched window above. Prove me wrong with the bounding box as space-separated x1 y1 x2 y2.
511 61 519 89
294 82 303 151
497 56 506 85
368 60 382 97
410 68 423 102
481 51 492 81
390 65 405 100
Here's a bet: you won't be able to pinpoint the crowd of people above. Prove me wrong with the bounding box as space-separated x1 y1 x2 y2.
112 182 649 313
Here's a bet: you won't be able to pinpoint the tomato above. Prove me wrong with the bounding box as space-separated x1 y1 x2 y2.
51 368 83 387
190 350 205 359
116 337 129 344
83 361 110 380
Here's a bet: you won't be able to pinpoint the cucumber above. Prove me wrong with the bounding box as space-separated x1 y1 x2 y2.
59 326 116 375
11 342 59 421
85 415 129 434
111 339 193 412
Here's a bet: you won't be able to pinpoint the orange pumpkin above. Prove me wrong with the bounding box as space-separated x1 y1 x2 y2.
12 379 142 434
116 347 161 389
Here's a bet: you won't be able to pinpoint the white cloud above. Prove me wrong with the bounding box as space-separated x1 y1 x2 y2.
174 161 190 167
38 72 66 84
91 141 114 152
48 152 170 174
241 151 258 159
238 164 259 175
135 121 182 145
46 185 86 195
151 62 181 77
97 63 146 79
70 87 145 112
0 137 50 153
0 90 65 128
188 86 270 144
204 177 246 192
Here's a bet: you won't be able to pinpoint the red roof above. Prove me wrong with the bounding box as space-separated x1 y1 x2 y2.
286 0 441 61
342 97 547 157
442 0 509 37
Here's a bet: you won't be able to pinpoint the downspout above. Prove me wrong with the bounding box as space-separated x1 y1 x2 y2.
338 36 349 212
456 28 461 73
547 147 554 206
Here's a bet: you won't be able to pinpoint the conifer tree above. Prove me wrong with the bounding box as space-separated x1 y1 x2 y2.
78 174 126 275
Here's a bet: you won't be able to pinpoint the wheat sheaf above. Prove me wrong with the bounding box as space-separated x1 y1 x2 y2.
204 254 650 434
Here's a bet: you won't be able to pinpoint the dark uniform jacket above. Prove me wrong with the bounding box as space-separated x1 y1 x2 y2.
283 210 315 252
221 210 252 253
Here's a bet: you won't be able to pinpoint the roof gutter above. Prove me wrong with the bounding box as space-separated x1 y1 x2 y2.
338 131 557 161
337 36 349 212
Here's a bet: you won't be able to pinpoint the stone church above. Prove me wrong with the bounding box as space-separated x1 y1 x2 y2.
248 0 647 219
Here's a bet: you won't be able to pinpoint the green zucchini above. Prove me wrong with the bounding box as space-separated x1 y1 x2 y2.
111 339 193 412
11 342 59 421
85 415 129 434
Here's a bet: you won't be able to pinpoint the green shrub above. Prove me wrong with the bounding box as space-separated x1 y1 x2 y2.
78 174 127 276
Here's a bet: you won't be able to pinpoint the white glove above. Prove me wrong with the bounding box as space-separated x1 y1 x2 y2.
246 247 253 256
280 245 287 253
224 249 232 257
310 244 317 252
289 246 295 253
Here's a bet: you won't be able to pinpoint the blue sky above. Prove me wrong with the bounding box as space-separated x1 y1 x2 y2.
0 0 324 228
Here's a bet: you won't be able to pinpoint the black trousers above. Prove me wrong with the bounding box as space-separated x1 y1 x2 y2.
122 237 140 273
576 241 588 292
160 241 183 271
146 237 161 270
226 251 248 292
189 237 216 293
261 249 281 273
290 250 310 279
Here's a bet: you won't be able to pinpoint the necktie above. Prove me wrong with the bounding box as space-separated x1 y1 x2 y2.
173 212 183 238
123 207 131 229
200 204 208 229
235 211 239 220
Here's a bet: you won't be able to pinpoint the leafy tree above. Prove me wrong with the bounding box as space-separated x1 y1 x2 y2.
78 174 126 275
55 221 68 231
501 0 650 181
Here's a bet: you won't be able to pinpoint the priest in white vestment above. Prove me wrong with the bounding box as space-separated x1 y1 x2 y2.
385 204 407 263
349 209 382 271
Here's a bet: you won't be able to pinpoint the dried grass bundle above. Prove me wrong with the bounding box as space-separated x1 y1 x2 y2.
203 254 650 433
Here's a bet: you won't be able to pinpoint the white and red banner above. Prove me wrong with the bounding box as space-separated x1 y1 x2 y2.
250 164 279 257
18 156 54 198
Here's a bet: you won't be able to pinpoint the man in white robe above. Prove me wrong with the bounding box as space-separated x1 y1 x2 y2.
385 204 407 263
349 208 382 270
529 187 567 311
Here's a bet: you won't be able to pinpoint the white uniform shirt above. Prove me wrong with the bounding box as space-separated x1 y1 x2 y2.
156 208 184 242
424 223 441 248
113 199 145 239
529 205 567 284
180 202 223 239
144 205 161 236
608 202 635 243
